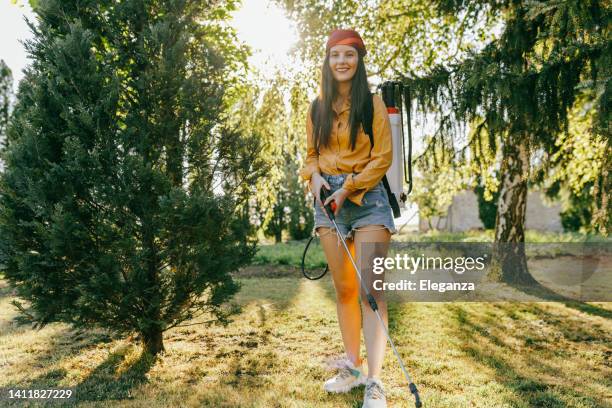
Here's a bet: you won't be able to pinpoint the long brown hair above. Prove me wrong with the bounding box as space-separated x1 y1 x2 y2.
312 53 372 153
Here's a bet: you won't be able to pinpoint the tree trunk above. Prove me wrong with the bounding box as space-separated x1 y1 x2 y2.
592 143 611 235
270 203 284 243
489 132 538 285
142 327 165 356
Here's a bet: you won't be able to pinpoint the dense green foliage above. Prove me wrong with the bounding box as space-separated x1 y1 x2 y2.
559 186 594 232
233 72 314 243
0 0 266 354
408 0 610 236
475 183 499 230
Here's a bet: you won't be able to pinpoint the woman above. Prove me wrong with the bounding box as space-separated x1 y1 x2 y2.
299 29 396 408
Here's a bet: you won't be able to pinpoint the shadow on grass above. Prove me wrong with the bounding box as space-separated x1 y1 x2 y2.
1 368 74 407
505 279 612 320
562 301 612 320
221 347 277 389
493 302 609 353
5 347 154 405
2 338 136 406
0 281 33 336
219 297 281 390
1 285 122 395
449 304 607 408
74 346 155 402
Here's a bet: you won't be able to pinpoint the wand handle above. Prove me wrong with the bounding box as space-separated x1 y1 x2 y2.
320 187 336 220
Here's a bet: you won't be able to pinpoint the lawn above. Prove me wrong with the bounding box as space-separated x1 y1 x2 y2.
1 229 610 407
254 229 606 269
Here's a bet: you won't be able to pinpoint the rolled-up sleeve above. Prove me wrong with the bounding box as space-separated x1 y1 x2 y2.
342 95 392 197
299 102 320 182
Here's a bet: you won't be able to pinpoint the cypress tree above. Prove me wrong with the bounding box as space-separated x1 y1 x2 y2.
0 0 265 355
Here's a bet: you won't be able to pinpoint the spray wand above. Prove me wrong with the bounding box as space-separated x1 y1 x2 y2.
319 187 423 408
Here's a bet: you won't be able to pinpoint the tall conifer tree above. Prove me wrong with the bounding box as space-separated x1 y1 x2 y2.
0 0 265 355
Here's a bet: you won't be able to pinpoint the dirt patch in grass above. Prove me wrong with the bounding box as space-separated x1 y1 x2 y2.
232 264 305 278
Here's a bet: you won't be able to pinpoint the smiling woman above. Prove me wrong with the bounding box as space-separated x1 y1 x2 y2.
329 45 358 85
299 28 400 408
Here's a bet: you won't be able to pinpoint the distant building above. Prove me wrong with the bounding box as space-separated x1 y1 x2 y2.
419 190 563 232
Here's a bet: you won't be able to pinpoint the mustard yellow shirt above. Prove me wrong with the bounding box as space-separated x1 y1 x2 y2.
299 93 393 206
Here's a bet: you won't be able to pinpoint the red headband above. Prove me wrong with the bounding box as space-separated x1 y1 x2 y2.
325 29 367 57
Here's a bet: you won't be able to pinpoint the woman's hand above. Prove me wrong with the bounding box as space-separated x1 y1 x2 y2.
309 172 330 207
323 188 350 217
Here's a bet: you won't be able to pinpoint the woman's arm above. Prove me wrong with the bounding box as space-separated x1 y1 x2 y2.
341 94 392 193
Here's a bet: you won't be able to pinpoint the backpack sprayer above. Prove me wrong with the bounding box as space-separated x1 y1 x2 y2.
380 81 413 201
301 82 422 407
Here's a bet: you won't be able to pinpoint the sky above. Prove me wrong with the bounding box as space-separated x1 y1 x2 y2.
0 0 298 91
231 0 300 81
0 0 35 90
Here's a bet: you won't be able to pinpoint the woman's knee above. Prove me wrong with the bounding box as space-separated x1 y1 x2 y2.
334 282 359 304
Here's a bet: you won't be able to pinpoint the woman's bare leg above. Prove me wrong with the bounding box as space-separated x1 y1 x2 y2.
354 225 391 378
317 227 362 366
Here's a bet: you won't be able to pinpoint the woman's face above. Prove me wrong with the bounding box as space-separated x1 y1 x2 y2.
328 44 358 83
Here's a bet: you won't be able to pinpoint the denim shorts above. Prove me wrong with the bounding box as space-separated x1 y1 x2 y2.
313 173 397 240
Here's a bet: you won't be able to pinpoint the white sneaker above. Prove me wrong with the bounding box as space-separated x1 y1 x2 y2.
362 377 387 408
323 357 366 393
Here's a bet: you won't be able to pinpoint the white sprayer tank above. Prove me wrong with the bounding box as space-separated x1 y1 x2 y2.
386 107 405 208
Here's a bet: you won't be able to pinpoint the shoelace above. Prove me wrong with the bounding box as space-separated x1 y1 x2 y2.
325 355 361 378
335 368 353 380
365 381 385 400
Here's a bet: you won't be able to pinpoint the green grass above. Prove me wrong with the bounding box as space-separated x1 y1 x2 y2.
395 229 606 243
253 229 607 270
253 238 327 269
1 229 609 406
1 271 610 407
